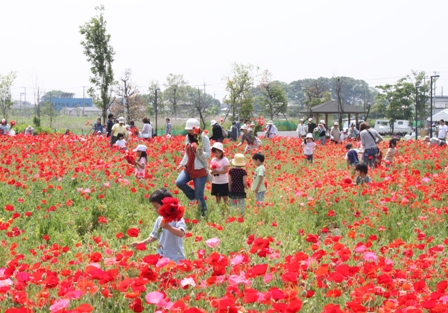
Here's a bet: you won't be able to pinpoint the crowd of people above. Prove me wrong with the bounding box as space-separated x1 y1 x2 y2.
2 114 446 265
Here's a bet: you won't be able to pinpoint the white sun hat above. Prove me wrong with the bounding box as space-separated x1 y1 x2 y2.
133 144 147 152
185 118 200 130
212 142 224 152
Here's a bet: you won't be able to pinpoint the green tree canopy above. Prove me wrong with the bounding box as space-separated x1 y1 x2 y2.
375 70 430 133
223 63 255 121
163 74 188 119
79 5 115 123
0 71 17 120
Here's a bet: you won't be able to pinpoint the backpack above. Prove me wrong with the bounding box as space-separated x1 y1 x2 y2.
221 126 228 138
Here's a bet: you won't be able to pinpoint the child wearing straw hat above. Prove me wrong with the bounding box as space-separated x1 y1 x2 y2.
228 154 248 215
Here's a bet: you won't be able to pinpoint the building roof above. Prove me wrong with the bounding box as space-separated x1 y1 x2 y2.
301 100 366 114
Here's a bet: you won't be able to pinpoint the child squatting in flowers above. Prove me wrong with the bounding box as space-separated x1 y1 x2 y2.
130 188 186 263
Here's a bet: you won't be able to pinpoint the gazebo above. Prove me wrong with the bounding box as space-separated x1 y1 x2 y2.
300 100 366 127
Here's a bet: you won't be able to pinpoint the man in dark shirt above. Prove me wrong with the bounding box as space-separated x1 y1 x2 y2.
106 114 114 137
307 118 316 134
210 120 224 142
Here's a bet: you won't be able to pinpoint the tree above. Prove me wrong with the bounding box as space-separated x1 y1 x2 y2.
114 69 143 121
163 74 187 119
256 70 288 120
42 100 58 128
302 78 331 114
376 71 429 134
185 85 218 129
223 63 255 121
145 80 164 116
0 72 17 120
79 5 115 124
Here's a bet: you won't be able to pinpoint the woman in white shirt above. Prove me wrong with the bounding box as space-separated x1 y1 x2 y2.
141 117 153 139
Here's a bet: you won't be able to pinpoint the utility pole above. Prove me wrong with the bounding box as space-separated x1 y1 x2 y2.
155 88 160 136
430 75 440 138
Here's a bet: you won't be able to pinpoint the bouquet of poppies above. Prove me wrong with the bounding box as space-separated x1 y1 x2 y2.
210 161 219 170
124 152 136 165
157 197 184 236
158 197 184 223
191 126 203 149
10 120 16 127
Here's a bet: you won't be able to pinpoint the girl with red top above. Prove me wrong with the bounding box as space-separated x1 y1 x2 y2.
176 118 211 216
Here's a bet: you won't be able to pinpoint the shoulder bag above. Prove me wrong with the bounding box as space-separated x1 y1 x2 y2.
195 136 213 183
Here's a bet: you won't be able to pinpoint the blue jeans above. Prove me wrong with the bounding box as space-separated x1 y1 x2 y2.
363 148 378 169
231 198 245 215
255 191 265 204
176 170 207 214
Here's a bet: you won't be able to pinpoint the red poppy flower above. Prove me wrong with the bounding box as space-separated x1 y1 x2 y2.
124 153 136 165
158 197 184 223
74 303 94 312
127 228 140 237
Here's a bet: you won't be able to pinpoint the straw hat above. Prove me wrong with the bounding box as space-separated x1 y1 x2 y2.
231 153 246 166
267 120 273 125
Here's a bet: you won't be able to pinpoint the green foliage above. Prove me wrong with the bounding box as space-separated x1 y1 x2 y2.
36 126 55 134
33 116 41 127
163 74 188 119
79 5 115 123
257 78 288 120
223 63 255 120
0 71 17 119
376 70 430 133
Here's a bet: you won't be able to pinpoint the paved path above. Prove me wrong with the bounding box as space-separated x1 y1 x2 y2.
257 131 298 138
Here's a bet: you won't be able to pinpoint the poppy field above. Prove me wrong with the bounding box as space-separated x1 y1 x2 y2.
1 133 448 313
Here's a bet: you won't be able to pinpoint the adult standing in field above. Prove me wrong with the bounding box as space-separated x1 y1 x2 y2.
229 122 238 141
141 117 153 140
296 119 307 139
166 118 172 136
106 114 114 137
237 124 261 153
0 119 10 135
307 118 316 134
330 122 341 143
264 120 278 139
176 118 210 216
348 123 359 140
235 119 243 137
110 117 127 147
359 122 383 169
209 120 224 143
316 122 327 146
437 119 447 145
94 118 104 134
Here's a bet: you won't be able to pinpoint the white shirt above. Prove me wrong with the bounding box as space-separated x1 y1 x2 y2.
211 157 230 184
141 123 153 138
438 124 447 139
115 139 126 148
302 141 317 155
265 124 278 138
296 123 307 136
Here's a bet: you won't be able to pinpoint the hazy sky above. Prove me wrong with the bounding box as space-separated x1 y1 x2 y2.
1 0 447 103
